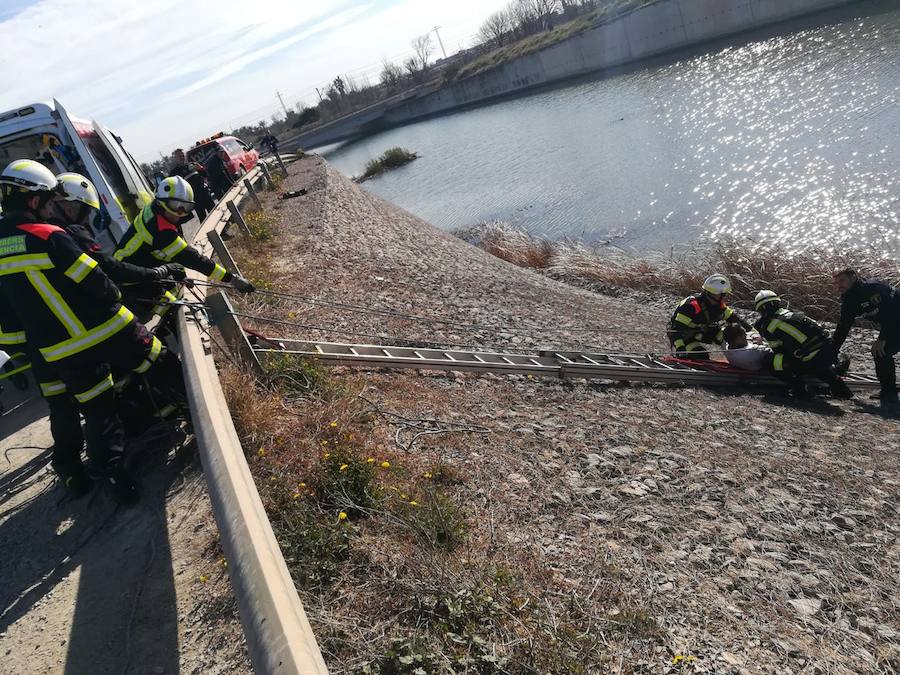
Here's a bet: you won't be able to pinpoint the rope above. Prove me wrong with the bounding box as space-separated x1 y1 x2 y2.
186 279 667 335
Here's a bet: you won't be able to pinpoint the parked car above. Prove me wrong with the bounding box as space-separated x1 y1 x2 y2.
186 133 259 179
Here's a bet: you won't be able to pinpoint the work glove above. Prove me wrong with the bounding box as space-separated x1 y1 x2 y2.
231 275 255 294
153 263 187 281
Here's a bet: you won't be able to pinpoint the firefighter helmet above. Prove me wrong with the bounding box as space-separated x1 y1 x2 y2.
155 176 194 217
0 159 58 193
702 274 732 296
754 289 782 313
56 173 101 210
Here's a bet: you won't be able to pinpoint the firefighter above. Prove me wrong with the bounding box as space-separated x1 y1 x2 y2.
668 274 751 359
753 290 853 400
113 175 254 320
0 160 176 504
832 268 900 414
170 149 216 221
55 173 186 286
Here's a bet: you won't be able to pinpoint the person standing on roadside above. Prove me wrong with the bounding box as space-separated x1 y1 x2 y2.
205 147 236 200
169 148 216 221
832 268 900 414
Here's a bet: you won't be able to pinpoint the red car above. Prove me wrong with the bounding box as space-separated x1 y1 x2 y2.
186 132 259 178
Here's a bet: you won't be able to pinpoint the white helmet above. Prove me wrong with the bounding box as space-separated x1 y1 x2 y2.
702 274 732 296
56 173 100 210
155 176 194 217
754 289 782 312
0 159 58 193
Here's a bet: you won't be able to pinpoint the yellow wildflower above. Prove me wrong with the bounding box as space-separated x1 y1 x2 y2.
409 500 418 507
291 492 300 500
257 447 266 457
381 461 390 469
299 482 306 488
338 511 348 521
329 421 338 428
339 464 349 471
323 452 331 459
367 457 375 463
199 575 208 583
423 472 433 479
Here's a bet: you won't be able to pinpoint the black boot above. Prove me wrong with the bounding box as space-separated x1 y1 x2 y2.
51 459 93 499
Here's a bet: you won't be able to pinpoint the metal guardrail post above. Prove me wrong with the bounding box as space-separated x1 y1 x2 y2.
205 290 261 372
226 200 252 236
243 178 262 212
259 162 274 191
207 230 242 277
272 150 288 178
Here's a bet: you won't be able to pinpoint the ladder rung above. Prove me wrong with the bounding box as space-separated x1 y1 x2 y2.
444 352 456 361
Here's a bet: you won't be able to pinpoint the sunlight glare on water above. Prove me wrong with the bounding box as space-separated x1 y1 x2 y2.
326 1 900 256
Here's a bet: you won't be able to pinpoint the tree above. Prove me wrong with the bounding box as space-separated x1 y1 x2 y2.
292 107 320 129
411 33 433 71
332 76 347 98
403 56 420 82
380 59 404 90
477 9 514 47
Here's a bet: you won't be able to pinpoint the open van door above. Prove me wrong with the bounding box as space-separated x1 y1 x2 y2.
91 122 154 210
54 99 134 244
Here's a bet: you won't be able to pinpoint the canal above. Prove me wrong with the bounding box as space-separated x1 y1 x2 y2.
326 0 900 255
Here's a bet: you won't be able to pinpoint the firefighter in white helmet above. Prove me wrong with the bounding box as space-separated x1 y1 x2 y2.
112 176 254 320
753 289 853 399
667 274 751 359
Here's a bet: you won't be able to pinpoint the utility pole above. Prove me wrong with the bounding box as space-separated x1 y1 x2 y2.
315 87 324 103
432 25 447 60
276 90 290 118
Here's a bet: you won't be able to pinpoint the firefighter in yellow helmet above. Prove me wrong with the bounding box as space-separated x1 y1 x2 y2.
112 176 254 320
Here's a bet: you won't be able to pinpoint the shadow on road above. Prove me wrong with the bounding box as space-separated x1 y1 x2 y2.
0 402 197 675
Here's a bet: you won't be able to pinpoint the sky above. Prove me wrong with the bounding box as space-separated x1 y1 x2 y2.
0 0 510 162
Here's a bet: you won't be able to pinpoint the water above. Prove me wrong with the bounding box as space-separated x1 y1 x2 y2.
326 0 900 255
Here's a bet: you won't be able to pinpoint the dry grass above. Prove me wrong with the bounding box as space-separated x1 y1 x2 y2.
455 221 900 323
218 357 657 672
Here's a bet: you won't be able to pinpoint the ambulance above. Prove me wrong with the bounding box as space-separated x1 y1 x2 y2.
0 100 154 248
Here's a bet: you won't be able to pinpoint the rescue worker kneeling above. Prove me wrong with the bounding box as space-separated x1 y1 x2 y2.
0 160 180 505
753 290 853 400
668 274 751 359
113 176 254 321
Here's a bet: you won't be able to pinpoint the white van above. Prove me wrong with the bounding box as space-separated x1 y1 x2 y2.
0 100 153 248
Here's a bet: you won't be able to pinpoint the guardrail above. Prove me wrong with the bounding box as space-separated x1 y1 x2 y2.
177 166 329 674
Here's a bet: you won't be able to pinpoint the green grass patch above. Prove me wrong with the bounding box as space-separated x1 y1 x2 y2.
358 147 418 182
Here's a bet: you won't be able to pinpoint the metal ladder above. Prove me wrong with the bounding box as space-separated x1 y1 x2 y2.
249 338 882 390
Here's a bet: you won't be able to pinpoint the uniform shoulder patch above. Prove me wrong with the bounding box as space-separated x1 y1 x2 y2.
0 235 27 256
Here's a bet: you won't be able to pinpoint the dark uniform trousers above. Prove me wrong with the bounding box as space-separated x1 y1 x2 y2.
39 322 183 472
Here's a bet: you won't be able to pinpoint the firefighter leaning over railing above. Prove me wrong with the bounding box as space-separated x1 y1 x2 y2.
113 176 254 321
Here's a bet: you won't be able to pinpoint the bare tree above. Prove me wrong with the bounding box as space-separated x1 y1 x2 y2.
403 56 419 79
510 0 560 35
380 59 404 90
411 33 434 71
477 9 514 47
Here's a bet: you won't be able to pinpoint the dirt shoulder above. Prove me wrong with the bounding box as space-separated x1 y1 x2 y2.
0 375 250 670
226 156 898 674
